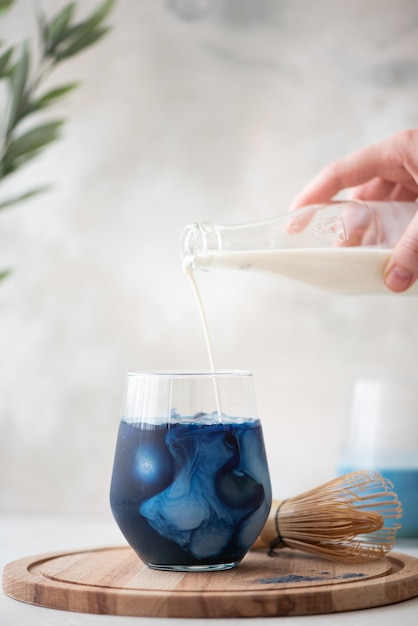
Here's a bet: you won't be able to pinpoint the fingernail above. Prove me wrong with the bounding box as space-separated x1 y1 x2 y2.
384 265 413 292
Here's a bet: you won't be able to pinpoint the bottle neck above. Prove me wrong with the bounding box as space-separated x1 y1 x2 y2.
180 222 220 269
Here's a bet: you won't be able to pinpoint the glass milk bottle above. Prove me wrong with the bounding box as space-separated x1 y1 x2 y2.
180 201 418 295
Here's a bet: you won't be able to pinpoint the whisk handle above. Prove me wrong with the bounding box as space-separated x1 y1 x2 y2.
252 499 282 550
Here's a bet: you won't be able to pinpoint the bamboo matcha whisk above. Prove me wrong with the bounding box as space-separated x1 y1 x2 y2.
253 470 402 563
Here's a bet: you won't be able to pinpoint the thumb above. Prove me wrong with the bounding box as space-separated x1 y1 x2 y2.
384 215 418 292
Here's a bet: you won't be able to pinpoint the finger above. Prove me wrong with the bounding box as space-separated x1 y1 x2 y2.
339 203 376 247
384 210 418 292
388 183 418 202
289 142 393 210
349 180 418 202
348 177 399 201
285 205 317 233
290 129 418 211
289 168 346 210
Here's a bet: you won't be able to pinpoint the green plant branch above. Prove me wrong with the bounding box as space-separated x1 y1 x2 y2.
0 0 115 281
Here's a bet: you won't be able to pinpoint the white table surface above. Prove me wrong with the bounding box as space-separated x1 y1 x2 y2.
1 514 418 626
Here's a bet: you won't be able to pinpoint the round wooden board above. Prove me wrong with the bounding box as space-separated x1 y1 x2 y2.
3 546 418 618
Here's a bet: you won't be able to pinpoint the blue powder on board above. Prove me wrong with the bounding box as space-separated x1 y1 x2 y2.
257 572 366 585
258 574 327 584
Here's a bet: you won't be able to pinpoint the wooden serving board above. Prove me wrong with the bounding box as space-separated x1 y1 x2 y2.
3 546 418 618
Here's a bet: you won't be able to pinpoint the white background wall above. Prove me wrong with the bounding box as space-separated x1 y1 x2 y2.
1 0 418 516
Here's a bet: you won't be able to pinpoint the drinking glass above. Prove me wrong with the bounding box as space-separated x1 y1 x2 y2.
110 370 272 571
338 378 418 538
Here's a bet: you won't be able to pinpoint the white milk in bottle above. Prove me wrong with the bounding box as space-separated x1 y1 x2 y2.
180 201 418 296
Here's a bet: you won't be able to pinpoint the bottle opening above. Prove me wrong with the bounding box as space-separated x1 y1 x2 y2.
180 222 221 267
180 223 201 260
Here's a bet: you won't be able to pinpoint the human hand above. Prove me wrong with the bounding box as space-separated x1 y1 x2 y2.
289 129 418 292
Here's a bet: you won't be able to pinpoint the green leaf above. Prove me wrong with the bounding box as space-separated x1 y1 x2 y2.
71 0 115 34
6 120 64 161
44 3 76 55
34 3 47 47
2 120 64 177
0 185 51 211
0 0 15 15
25 82 79 114
1 148 43 178
0 46 14 77
52 0 115 59
6 40 30 133
0 269 12 282
0 0 114 217
55 26 109 60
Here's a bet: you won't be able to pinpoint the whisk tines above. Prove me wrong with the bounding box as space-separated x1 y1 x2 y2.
253 470 402 563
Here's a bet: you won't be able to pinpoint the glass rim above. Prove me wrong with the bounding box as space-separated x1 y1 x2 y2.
126 369 253 378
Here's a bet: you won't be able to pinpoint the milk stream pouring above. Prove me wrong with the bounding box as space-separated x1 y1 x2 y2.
180 201 418 295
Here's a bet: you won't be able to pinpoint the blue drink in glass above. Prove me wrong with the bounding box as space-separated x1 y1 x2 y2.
110 372 272 571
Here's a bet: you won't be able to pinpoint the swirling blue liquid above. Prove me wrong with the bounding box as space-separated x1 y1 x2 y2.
110 416 272 569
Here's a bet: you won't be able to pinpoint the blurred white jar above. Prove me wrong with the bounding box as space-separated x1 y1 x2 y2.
338 378 418 538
